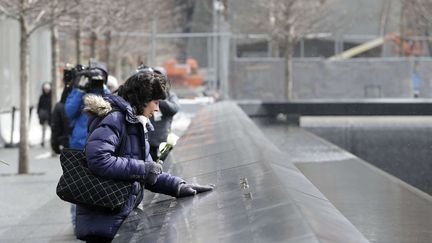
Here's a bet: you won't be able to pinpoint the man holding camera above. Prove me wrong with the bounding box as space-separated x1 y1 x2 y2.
64 63 109 232
65 64 109 149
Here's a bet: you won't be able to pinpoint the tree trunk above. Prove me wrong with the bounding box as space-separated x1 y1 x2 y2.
425 29 432 56
75 14 81 64
114 53 123 82
51 23 59 110
18 15 30 174
284 39 294 101
399 0 406 56
271 39 280 57
90 31 97 59
104 30 111 71
379 0 391 56
379 0 391 37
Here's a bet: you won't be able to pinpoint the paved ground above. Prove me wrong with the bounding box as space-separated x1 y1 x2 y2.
0 146 81 243
0 98 205 242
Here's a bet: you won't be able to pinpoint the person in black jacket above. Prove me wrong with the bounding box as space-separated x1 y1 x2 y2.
148 90 180 160
50 67 74 154
139 66 180 161
37 82 52 147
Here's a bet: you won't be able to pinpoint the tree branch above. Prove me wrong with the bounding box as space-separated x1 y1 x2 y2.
0 4 19 20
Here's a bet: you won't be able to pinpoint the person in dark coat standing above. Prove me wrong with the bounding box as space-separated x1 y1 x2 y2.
146 66 180 160
148 90 180 160
51 66 74 154
65 64 109 149
37 82 52 147
77 70 214 242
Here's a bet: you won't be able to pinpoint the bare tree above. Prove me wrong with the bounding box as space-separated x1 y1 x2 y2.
379 0 392 37
114 0 185 67
49 0 79 113
50 2 60 110
63 0 168 68
62 4 92 64
403 0 432 31
53 0 192 80
401 0 432 56
0 0 73 174
257 0 338 100
74 0 188 75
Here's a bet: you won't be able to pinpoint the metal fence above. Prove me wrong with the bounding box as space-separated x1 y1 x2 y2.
229 57 432 101
141 32 432 101
4 17 432 108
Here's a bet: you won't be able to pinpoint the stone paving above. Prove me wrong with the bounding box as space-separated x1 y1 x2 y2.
0 98 204 242
0 146 81 243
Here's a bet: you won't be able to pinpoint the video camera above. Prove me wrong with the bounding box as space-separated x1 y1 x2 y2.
69 63 108 92
76 67 106 81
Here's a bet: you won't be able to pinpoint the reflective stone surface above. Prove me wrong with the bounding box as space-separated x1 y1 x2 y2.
114 102 367 243
254 118 432 243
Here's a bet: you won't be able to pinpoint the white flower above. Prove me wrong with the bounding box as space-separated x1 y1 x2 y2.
156 133 179 163
167 133 179 146
158 142 168 153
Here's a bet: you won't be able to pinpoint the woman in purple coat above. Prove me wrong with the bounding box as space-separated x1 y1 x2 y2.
77 70 213 242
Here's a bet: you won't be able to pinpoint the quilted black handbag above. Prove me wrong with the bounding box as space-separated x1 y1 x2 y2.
56 118 132 211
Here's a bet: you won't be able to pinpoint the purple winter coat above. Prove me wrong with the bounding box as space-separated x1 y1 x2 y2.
75 94 184 240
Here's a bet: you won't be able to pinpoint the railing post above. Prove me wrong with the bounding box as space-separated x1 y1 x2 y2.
5 106 17 148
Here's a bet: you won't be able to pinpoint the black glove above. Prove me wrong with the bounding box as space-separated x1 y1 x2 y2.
143 162 163 186
176 183 215 198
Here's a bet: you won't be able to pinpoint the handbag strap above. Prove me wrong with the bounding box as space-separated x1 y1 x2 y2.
115 122 128 156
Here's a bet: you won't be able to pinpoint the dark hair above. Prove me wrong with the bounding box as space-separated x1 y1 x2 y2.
117 72 168 115
63 69 75 84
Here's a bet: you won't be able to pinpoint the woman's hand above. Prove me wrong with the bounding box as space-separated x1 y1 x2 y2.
176 183 215 198
143 162 163 186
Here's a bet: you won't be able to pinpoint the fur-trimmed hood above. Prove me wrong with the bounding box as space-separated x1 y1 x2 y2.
83 94 112 117
83 94 150 127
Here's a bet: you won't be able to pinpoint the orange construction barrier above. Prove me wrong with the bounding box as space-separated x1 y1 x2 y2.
164 58 203 86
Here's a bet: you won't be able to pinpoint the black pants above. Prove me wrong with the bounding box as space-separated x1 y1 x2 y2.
85 235 112 243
